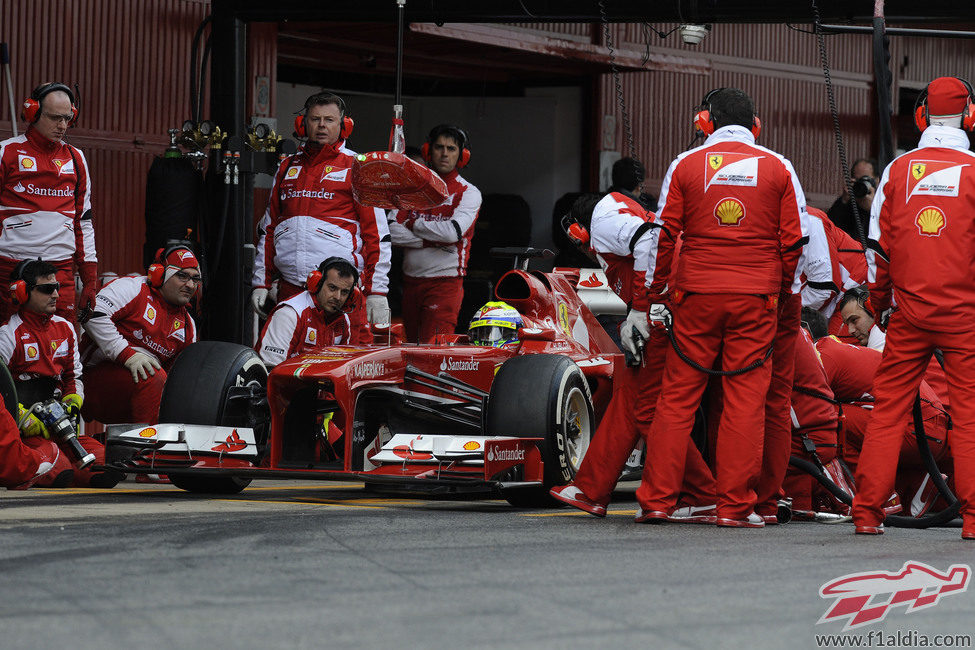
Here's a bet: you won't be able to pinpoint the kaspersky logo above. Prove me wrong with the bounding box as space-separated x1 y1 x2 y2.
818 561 970 631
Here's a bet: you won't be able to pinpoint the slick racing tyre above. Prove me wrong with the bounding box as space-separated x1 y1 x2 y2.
159 341 268 494
485 354 593 507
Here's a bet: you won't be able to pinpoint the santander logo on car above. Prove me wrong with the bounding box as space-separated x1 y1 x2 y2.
440 356 480 372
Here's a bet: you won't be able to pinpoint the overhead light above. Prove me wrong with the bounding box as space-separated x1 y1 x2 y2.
679 24 711 45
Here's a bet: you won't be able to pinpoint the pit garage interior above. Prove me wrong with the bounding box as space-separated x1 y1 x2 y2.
2 1 975 342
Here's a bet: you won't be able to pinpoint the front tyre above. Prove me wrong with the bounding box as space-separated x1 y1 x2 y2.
484 354 593 507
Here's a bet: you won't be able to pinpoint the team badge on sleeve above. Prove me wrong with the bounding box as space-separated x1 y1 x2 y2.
916 206 946 237
704 152 761 191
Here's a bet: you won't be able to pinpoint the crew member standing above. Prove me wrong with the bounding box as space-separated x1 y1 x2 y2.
852 77 975 538
252 92 391 342
550 157 716 519
0 83 97 324
635 88 807 527
388 125 481 342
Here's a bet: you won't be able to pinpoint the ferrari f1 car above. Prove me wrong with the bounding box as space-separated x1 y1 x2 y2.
103 250 627 506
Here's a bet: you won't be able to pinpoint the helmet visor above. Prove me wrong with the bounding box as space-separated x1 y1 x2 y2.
469 325 518 347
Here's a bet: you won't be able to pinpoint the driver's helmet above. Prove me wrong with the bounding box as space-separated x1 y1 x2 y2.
468 301 523 347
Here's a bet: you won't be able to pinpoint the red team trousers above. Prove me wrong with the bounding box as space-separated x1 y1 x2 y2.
853 317 975 527
401 276 464 343
755 293 801 516
572 329 716 505
637 293 776 520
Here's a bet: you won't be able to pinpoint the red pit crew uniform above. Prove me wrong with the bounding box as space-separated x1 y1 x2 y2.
80 276 197 424
852 125 975 531
570 194 716 509
0 128 96 323
0 407 72 489
253 141 390 343
388 169 481 342
817 335 949 511
807 207 867 335
0 309 107 486
636 125 807 522
256 291 352 367
781 328 839 511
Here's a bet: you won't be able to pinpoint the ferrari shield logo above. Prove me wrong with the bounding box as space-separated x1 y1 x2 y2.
709 154 723 170
912 163 926 180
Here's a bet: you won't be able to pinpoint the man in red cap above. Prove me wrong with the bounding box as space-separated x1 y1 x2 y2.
852 76 975 538
80 244 199 424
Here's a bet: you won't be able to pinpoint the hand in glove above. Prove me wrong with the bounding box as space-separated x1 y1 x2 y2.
251 287 274 319
366 294 391 326
124 352 162 383
61 393 83 419
78 261 99 313
619 309 651 358
17 403 49 439
648 303 672 329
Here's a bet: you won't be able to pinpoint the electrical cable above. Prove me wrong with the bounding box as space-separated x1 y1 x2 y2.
598 0 634 158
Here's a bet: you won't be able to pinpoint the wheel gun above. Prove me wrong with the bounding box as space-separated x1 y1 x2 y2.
32 398 96 469
623 328 645 368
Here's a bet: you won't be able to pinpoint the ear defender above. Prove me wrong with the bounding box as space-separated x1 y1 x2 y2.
9 259 35 306
914 77 975 133
22 83 78 126
423 126 471 168
147 244 197 290
293 115 354 140
306 269 323 295
692 110 761 138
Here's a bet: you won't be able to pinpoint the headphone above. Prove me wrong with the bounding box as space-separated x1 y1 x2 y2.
294 93 354 140
693 88 762 139
147 243 198 290
307 257 359 311
913 77 975 132
561 213 590 248
421 124 471 169
22 82 79 126
9 259 40 306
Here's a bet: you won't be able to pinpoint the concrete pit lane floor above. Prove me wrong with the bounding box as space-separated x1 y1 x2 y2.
1 480 972 650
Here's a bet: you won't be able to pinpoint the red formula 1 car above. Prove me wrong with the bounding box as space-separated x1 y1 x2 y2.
103 250 627 506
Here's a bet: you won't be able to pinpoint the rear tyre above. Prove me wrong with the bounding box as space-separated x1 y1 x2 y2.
484 354 593 507
159 341 268 494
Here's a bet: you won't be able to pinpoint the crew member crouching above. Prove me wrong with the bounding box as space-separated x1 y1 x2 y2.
256 257 356 367
80 245 199 424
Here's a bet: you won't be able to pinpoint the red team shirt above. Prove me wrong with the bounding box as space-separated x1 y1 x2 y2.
256 291 351 366
81 276 197 368
588 191 656 308
643 125 807 305
0 128 96 267
867 126 975 331
0 310 83 398
388 169 482 278
253 141 390 295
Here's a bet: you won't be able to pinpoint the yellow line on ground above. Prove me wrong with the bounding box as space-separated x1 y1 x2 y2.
21 483 367 497
214 498 386 509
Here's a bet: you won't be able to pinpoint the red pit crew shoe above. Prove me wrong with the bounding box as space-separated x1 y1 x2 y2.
667 504 717 524
716 513 765 528
549 484 607 517
634 508 670 524
854 524 884 535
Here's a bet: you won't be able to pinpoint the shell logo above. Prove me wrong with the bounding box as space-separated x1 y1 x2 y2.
714 198 745 226
138 427 157 438
20 157 34 170
285 166 301 179
709 154 723 170
25 344 38 359
463 441 480 451
916 206 946 236
146 306 156 320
